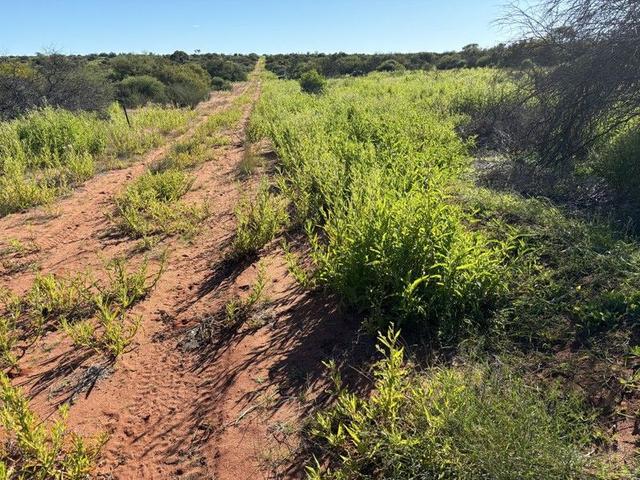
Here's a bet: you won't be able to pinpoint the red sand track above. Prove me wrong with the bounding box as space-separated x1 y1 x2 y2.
0 76 362 479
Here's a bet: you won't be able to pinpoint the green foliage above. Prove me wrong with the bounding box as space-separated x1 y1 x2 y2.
315 172 508 338
117 75 166 108
114 170 208 239
23 272 95 330
308 328 597 480
155 63 211 108
251 71 509 338
594 124 640 213
1 256 162 363
62 297 141 359
0 373 105 479
376 59 405 72
224 262 268 326
232 179 288 258
211 76 232 91
204 58 249 82
461 185 640 349
15 107 105 163
299 70 326 94
0 104 194 216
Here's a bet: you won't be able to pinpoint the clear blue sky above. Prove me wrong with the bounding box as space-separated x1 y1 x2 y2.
0 0 509 56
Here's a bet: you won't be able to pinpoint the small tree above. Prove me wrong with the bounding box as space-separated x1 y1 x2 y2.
503 0 640 166
169 50 190 64
299 69 326 94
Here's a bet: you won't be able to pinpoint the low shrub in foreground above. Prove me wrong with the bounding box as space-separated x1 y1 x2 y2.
114 169 208 239
0 256 162 364
313 170 509 340
308 328 598 480
232 179 288 258
0 373 105 479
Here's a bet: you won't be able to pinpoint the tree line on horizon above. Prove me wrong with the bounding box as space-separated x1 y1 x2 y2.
0 51 258 120
263 38 568 78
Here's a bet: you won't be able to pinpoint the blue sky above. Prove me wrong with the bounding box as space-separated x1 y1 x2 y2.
0 0 509 55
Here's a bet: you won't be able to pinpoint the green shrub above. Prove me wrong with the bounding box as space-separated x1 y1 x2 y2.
211 76 232 91
299 70 326 94
0 164 57 216
315 171 508 338
15 107 105 167
251 72 507 339
117 75 166 107
62 296 141 359
0 373 105 479
594 125 640 209
232 179 288 257
114 170 208 239
0 103 194 217
204 58 249 82
376 59 405 72
308 328 596 480
156 63 211 107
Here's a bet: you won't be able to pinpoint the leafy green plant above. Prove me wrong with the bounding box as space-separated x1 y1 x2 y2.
113 169 208 239
23 272 94 330
308 328 598 480
0 373 106 479
299 70 326 94
281 239 314 289
62 297 141 359
232 179 288 258
224 262 268 326
1 256 163 365
99 255 164 310
0 103 195 217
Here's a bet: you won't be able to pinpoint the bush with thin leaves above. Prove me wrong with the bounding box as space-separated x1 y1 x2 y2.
308 328 598 479
0 373 106 479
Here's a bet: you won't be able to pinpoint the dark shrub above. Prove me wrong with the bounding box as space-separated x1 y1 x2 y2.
211 76 232 91
0 63 40 120
376 59 405 72
117 75 166 107
299 69 326 94
169 50 189 64
437 55 467 70
594 127 640 212
204 59 248 82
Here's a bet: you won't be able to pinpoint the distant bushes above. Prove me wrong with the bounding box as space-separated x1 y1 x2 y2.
0 55 113 120
203 57 249 82
211 76 232 91
0 52 258 119
264 40 570 79
376 59 405 72
112 57 212 108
